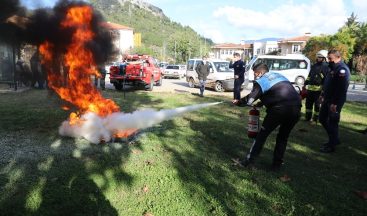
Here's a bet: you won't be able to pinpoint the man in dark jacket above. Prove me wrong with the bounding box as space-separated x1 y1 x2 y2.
238 63 301 169
303 50 329 122
229 53 245 104
195 56 210 97
319 50 350 153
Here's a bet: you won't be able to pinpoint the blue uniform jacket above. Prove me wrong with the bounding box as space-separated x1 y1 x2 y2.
229 60 245 79
322 61 350 106
242 71 301 108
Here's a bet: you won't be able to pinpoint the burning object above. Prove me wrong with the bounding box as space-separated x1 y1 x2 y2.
31 2 221 143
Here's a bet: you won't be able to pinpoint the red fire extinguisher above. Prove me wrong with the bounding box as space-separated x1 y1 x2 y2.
248 107 260 138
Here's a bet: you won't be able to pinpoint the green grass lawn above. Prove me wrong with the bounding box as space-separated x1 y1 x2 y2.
0 89 366 216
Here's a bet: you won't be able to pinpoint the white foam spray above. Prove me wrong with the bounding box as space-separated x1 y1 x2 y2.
59 102 222 144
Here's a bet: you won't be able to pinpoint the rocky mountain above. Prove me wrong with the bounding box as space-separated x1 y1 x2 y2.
90 0 213 62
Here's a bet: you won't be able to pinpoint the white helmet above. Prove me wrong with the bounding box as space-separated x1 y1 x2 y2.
316 50 328 59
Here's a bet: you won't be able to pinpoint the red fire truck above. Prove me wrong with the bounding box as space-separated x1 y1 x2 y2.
109 54 162 91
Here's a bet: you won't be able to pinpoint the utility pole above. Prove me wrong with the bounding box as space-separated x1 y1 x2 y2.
204 37 207 55
199 40 202 57
174 40 177 64
128 4 131 25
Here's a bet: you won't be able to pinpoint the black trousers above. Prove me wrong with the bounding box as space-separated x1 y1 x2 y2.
246 105 301 164
319 102 343 147
305 90 321 121
234 78 244 100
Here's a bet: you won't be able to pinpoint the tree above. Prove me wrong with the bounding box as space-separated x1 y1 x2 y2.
353 22 367 75
354 22 367 55
303 35 331 63
330 27 356 62
166 30 212 64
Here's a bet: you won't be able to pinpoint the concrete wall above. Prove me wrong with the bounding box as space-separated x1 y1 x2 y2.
111 29 134 56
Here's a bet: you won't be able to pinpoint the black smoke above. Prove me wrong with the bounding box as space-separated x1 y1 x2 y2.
0 0 24 22
0 0 25 43
1 0 115 65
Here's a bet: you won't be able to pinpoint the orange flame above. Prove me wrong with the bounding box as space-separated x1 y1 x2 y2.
39 5 135 138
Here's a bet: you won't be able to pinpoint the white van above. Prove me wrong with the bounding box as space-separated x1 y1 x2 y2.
245 54 311 87
186 58 237 92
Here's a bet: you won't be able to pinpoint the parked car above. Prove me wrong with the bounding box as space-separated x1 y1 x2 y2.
159 62 168 69
163 65 185 79
245 54 311 87
185 58 238 92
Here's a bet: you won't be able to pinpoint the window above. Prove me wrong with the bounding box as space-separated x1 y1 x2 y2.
166 65 179 70
256 49 260 54
221 50 224 54
268 48 272 53
292 44 300 53
187 60 194 70
254 59 308 71
194 60 203 70
213 62 233 72
225 49 228 55
262 49 265 54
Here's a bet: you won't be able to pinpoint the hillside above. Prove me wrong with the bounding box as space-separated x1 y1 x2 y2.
90 0 213 62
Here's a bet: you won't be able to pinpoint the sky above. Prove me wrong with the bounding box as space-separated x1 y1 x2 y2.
20 0 367 43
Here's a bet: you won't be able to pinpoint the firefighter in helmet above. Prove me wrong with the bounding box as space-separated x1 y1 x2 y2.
237 63 301 170
302 50 329 122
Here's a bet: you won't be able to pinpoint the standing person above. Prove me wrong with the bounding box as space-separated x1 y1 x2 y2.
195 56 210 97
229 53 245 104
237 63 301 169
94 64 106 90
319 50 350 153
303 50 329 122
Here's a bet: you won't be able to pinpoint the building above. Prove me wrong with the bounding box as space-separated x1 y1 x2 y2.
243 43 253 61
100 22 134 57
211 43 251 60
278 34 311 55
0 15 29 89
253 40 279 56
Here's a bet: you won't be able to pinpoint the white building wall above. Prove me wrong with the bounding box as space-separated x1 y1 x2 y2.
217 48 244 60
265 41 279 53
113 29 134 54
253 41 279 56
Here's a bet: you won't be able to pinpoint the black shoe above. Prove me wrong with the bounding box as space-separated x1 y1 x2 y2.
320 146 335 153
270 164 282 172
271 161 284 171
240 159 254 167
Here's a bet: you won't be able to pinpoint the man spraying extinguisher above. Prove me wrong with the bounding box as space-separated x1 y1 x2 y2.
237 63 302 170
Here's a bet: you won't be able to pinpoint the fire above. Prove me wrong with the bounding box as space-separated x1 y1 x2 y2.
114 129 138 138
39 5 135 139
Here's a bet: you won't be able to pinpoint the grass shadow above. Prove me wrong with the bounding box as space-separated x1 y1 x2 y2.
0 89 156 215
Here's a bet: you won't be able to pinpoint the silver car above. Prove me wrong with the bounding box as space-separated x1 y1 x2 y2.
163 65 185 79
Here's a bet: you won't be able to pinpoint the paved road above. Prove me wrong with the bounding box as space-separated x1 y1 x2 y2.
347 84 367 102
104 75 367 102
104 74 250 97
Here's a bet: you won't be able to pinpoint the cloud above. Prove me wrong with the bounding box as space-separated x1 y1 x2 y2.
189 21 228 43
352 0 367 20
213 0 348 38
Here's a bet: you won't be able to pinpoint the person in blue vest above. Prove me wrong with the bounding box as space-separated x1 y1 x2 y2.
319 50 350 153
237 63 301 169
229 52 245 104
